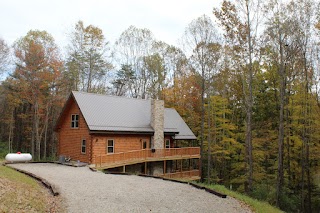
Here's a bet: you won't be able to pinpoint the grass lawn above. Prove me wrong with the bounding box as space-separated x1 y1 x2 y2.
0 164 61 212
197 183 283 213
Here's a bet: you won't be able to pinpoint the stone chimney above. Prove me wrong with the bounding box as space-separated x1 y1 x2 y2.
151 99 164 149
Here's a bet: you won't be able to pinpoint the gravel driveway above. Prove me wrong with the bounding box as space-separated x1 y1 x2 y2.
9 163 252 213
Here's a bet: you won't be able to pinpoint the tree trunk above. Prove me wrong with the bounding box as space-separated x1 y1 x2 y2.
276 34 285 207
245 0 253 193
301 138 305 212
87 55 93 92
43 104 50 160
200 65 205 182
207 96 211 184
35 101 41 161
8 110 14 153
285 81 291 184
31 106 36 158
306 136 311 213
304 52 312 213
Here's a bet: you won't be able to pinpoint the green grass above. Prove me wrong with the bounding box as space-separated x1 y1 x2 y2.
196 183 283 213
0 142 9 159
0 165 49 212
0 165 39 186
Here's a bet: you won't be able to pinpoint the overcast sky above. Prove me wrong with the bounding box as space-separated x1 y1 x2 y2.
0 0 222 50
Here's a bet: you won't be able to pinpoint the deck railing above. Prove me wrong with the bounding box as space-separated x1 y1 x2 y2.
160 170 200 179
95 147 200 168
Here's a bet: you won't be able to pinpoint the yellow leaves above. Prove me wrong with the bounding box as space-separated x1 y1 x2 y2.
163 73 202 135
289 135 303 148
221 137 238 145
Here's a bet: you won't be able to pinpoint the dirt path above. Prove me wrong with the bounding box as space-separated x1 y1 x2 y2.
9 163 252 213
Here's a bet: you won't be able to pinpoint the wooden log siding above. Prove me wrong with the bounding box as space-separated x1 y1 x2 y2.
91 135 151 164
57 97 92 163
95 147 200 168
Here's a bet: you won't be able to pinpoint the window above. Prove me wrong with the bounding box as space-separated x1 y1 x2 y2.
81 139 86 154
107 139 114 153
165 139 170 149
142 140 147 149
71 114 79 128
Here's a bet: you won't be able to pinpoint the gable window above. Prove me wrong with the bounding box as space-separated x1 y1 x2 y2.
81 139 86 154
71 114 79 128
107 139 114 154
165 139 170 149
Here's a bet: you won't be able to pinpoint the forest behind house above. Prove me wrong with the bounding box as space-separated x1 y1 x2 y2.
0 1 320 212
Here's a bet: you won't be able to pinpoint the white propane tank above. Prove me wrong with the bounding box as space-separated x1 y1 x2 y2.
5 152 32 163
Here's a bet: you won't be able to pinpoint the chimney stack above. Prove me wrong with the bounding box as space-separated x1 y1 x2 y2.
151 100 164 149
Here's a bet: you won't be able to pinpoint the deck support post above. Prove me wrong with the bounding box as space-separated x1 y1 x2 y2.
123 165 126 173
144 162 147 174
164 160 166 175
180 159 183 178
181 159 183 178
175 160 178 171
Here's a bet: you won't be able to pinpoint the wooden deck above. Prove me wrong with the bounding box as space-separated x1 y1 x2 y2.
94 147 200 169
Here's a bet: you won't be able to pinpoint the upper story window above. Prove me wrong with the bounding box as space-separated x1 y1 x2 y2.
165 139 170 149
71 114 79 128
81 139 86 154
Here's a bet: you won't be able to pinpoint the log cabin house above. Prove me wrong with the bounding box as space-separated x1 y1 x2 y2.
55 91 200 180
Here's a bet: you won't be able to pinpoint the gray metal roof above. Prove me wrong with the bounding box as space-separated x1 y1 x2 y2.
164 108 197 140
72 91 196 140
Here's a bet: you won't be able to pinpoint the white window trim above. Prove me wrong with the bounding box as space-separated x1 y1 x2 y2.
165 139 170 149
107 139 114 154
81 139 86 154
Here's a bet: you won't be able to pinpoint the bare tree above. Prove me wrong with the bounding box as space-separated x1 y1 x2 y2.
0 37 10 74
66 20 112 93
114 26 154 98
